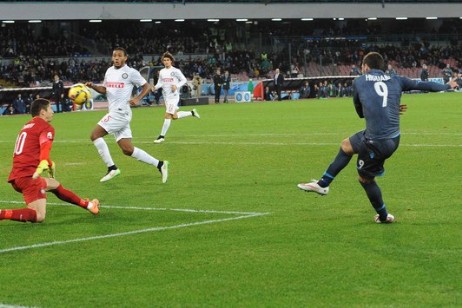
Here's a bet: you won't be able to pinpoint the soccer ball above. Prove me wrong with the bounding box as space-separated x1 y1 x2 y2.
68 84 91 105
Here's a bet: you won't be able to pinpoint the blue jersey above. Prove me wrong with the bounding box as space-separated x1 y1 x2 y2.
352 69 450 139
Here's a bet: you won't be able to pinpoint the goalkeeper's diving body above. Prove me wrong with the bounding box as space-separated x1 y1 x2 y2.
1 99 99 223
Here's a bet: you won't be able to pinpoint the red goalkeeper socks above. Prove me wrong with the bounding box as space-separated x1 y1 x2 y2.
49 184 88 208
0 208 37 222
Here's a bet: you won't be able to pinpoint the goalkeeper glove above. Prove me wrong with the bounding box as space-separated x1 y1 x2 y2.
33 160 55 179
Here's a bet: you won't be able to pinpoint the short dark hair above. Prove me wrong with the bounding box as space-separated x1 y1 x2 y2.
114 47 128 56
162 51 174 62
362 52 385 70
30 98 50 117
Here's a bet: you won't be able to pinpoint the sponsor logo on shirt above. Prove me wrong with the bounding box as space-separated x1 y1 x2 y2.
106 82 125 88
162 78 174 82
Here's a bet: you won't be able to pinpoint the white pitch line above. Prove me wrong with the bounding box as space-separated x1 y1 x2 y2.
103 204 268 216
0 201 269 254
0 200 269 216
0 137 460 147
0 214 266 254
401 144 462 147
0 140 460 147
136 140 462 147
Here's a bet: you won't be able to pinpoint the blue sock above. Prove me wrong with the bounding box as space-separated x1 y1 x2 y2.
359 180 388 219
318 148 352 187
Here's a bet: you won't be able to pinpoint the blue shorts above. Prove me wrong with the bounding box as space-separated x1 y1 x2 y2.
349 131 400 179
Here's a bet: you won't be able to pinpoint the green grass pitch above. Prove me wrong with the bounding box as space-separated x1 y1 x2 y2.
0 92 461 307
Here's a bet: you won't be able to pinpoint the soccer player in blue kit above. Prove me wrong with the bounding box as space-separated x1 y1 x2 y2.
298 52 458 224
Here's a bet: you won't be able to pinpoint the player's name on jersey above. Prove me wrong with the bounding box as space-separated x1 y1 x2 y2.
365 74 391 82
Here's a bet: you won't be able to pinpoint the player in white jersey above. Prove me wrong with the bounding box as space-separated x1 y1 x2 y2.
85 47 169 183
152 52 200 144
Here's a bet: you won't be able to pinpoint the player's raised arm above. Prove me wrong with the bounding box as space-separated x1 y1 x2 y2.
85 82 106 94
400 76 456 92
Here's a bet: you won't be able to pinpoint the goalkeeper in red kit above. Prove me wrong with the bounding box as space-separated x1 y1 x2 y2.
1 98 99 223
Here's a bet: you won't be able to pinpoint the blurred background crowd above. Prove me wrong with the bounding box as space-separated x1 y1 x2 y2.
1 17 461 89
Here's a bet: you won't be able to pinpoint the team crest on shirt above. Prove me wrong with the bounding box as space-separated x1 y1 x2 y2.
122 73 128 79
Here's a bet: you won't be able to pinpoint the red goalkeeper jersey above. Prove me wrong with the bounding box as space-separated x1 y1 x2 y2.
8 117 55 182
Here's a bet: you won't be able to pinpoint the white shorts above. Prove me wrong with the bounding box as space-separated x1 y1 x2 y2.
165 99 180 115
98 110 132 141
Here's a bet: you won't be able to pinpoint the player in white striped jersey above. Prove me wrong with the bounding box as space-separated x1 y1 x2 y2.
85 47 169 183
152 52 200 144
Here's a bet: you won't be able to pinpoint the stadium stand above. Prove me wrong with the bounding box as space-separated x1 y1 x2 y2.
1 1 461 109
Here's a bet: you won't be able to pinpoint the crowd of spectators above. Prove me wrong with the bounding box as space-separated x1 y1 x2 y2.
1 18 461 89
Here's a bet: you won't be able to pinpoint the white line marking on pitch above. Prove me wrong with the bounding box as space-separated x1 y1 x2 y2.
0 136 460 147
0 201 269 254
136 141 462 147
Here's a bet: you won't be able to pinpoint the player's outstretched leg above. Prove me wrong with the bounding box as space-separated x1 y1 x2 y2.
177 109 200 119
298 147 352 195
192 108 200 119
86 199 100 215
49 184 100 215
100 167 121 182
0 208 37 222
130 147 169 183
157 161 169 183
297 180 329 195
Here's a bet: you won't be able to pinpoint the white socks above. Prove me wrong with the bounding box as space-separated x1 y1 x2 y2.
93 138 114 167
160 119 171 136
94 138 159 170
177 111 193 119
131 147 160 167
160 113 193 137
